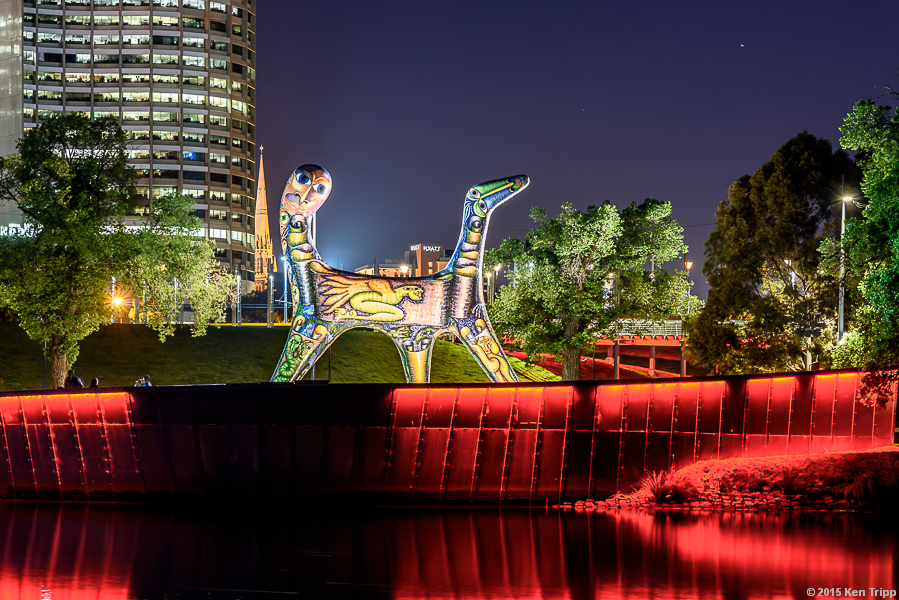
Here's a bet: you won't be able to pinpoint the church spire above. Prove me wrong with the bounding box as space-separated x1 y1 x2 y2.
254 146 275 292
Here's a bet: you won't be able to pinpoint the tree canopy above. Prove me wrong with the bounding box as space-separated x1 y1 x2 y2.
820 98 899 406
688 132 857 374
0 114 233 387
487 199 694 380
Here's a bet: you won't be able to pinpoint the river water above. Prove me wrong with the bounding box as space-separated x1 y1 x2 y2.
0 502 895 599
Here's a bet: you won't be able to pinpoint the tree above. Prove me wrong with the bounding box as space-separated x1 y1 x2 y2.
820 98 899 406
689 132 857 374
0 114 232 387
487 199 694 380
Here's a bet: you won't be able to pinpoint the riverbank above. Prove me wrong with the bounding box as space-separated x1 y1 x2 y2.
561 447 899 513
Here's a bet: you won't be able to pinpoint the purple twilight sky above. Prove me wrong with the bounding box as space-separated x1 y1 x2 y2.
255 0 899 299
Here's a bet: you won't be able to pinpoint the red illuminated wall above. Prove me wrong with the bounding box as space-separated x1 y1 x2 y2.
0 370 894 502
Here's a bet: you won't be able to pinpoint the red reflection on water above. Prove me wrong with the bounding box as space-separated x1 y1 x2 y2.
0 503 895 599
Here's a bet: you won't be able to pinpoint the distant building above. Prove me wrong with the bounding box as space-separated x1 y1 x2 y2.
404 243 452 277
355 258 406 277
0 0 257 292
253 147 274 292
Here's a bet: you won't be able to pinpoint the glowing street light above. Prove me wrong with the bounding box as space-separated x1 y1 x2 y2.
400 265 409 277
838 194 868 341
281 255 289 323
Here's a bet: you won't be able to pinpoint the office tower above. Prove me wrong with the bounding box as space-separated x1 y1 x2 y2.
0 0 257 290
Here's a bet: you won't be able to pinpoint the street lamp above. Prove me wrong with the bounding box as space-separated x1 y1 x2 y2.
400 265 408 277
683 257 693 314
281 255 289 323
492 264 502 304
838 195 868 341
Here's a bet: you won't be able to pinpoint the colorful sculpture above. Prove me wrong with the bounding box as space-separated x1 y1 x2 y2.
271 164 529 383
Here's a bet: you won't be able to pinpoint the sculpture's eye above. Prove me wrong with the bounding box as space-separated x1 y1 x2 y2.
297 172 310 185
315 184 327 194
469 216 483 231
470 188 480 198
477 200 487 213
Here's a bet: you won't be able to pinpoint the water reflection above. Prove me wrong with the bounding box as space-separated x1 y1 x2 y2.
0 502 895 599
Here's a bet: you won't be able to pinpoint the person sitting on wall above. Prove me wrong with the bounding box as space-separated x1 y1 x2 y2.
140 374 152 387
89 377 100 389
64 369 84 390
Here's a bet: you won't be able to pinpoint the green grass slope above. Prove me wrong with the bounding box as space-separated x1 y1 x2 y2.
0 322 494 390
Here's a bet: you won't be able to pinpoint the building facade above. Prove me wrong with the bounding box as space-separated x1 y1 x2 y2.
0 0 257 290
403 243 451 277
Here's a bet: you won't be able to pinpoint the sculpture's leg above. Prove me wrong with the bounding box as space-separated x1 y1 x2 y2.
453 318 519 383
385 326 440 383
271 312 342 382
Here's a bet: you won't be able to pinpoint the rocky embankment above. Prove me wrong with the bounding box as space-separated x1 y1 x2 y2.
557 447 899 513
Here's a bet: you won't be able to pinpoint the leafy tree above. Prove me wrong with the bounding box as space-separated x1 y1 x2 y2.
487 199 694 380
689 132 857 374
819 98 899 406
0 114 232 387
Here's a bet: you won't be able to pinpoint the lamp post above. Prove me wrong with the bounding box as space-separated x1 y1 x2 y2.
267 273 274 328
838 195 867 341
236 272 242 325
400 265 408 277
683 257 693 314
492 264 502 304
281 255 289 323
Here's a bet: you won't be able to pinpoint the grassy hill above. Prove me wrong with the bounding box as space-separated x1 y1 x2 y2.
0 322 496 391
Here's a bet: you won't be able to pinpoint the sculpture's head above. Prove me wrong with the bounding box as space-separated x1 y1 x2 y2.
280 164 332 221
465 175 529 218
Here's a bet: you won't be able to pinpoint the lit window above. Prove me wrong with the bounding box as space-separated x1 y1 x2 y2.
122 73 150 84
123 91 150 102
182 37 204 48
210 154 226 164
65 72 91 83
122 55 150 65
122 16 149 26
152 92 179 103
153 16 179 27
93 35 120 46
182 55 206 68
93 54 120 64
182 94 205 105
183 113 205 125
94 72 121 83
152 54 179 66
122 35 150 45
152 112 179 122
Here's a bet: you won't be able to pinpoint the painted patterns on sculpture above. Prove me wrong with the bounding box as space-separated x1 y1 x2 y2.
271 164 528 384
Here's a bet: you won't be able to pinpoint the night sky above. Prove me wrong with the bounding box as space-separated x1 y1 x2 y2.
256 0 899 299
